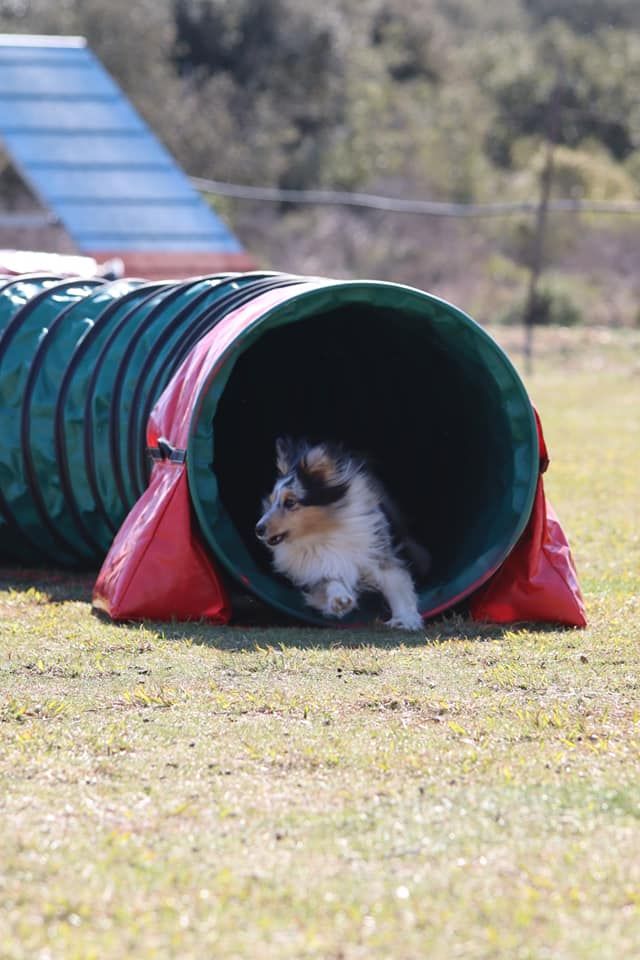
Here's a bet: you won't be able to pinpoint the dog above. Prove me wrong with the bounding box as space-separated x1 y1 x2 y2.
255 438 431 630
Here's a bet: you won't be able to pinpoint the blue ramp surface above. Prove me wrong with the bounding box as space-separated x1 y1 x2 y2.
0 35 243 253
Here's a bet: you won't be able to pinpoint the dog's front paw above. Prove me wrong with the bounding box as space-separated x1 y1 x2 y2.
323 581 356 619
385 612 424 632
328 592 355 617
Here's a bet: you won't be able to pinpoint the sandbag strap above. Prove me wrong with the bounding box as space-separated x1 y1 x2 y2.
148 437 187 464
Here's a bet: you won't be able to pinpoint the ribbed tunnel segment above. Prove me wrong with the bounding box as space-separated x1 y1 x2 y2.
0 272 538 624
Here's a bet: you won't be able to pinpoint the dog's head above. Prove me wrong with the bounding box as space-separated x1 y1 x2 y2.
255 438 350 548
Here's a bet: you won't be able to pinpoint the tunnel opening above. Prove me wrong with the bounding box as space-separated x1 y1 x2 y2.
188 283 538 624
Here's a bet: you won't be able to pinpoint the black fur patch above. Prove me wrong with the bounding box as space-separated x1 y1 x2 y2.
297 467 349 507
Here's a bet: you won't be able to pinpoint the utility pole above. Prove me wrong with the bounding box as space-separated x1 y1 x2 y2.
522 69 564 376
522 137 555 375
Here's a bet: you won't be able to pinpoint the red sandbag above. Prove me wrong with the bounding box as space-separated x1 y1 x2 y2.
468 411 586 627
92 462 230 623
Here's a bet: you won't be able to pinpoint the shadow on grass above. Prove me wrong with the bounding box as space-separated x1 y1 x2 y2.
0 566 97 603
2 567 568 651
147 619 518 651
94 604 565 651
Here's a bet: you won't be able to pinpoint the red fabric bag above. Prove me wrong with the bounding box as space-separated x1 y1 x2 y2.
468 411 587 627
92 461 231 622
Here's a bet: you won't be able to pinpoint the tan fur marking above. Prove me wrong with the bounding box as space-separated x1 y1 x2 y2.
303 446 336 482
291 505 340 539
261 503 340 543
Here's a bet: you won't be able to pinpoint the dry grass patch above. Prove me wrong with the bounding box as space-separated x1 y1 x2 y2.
1 328 639 959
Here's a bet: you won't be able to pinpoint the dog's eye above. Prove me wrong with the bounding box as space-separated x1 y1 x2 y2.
283 497 298 511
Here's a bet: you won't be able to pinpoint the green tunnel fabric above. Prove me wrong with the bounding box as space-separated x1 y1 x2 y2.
1 271 545 627
185 280 539 624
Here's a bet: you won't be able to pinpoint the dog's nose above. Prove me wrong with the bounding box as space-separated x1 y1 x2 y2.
255 521 266 540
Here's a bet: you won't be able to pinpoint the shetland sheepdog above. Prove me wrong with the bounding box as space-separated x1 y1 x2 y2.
255 438 431 631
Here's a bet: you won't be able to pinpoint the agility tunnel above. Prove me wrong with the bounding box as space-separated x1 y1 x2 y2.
0 271 585 626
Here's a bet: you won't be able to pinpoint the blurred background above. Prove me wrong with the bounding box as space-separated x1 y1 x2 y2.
1 0 640 330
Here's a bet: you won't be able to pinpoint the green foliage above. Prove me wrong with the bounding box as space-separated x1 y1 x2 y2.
484 23 640 167
555 144 639 200
2 0 639 198
511 141 640 202
523 0 640 33
369 1 447 84
172 0 348 187
499 277 583 327
1 0 639 322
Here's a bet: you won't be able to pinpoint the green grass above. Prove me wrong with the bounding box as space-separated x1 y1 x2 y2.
1 327 639 959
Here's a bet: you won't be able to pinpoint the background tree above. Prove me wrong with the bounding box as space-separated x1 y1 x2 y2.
0 0 638 331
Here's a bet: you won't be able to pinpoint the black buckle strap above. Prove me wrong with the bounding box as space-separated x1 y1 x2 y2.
147 437 187 464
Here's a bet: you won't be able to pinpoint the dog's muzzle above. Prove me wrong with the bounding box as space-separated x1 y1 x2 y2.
267 533 287 547
255 523 287 547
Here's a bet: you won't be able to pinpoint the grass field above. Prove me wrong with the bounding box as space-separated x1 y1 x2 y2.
1 327 639 960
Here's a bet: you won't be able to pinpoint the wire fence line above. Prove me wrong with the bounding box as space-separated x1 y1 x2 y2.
191 175 640 218
1 183 637 227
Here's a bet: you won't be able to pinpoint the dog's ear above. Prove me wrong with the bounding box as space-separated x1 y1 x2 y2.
275 436 295 475
301 444 336 482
